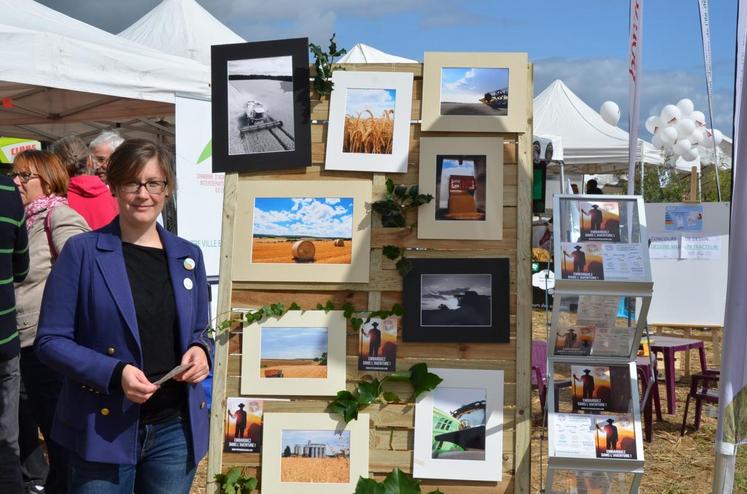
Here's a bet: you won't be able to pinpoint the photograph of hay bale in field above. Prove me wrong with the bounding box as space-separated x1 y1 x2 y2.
440 67 509 116
432 387 487 460
342 88 396 154
251 197 353 264
435 155 487 221
227 55 295 156
280 430 351 483
260 326 328 379
421 273 493 327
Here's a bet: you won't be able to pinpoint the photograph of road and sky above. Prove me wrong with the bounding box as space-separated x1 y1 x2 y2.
251 197 354 264
440 67 509 116
260 326 328 379
420 273 492 327
227 55 295 155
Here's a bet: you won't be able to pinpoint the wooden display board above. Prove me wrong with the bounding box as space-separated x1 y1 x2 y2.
207 62 533 493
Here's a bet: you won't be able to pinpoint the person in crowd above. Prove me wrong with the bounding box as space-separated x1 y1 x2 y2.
585 179 603 194
0 174 29 494
51 136 118 229
88 130 124 183
539 219 553 251
35 139 211 494
570 183 579 194
11 150 90 494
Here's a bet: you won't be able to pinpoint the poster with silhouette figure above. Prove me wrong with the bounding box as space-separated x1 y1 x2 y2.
554 326 596 356
578 201 621 242
594 414 636 459
224 397 263 452
560 242 605 280
569 365 632 413
358 316 398 371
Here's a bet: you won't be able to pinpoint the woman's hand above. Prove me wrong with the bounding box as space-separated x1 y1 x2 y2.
121 364 158 404
175 346 210 384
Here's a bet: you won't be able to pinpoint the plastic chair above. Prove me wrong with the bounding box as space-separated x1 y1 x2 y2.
531 340 571 414
636 358 663 442
680 370 720 435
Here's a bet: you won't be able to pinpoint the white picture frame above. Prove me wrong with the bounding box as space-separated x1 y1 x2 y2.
413 368 504 482
324 71 414 173
240 311 346 396
261 412 370 493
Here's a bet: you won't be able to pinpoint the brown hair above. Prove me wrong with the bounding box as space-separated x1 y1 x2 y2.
107 139 175 195
13 150 69 196
50 135 91 177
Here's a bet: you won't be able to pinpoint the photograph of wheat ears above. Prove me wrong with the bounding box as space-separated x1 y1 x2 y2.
342 88 396 154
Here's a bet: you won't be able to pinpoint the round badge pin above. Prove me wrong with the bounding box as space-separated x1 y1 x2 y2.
183 278 193 290
183 258 195 271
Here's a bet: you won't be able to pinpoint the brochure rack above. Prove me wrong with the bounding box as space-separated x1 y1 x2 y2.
546 194 653 493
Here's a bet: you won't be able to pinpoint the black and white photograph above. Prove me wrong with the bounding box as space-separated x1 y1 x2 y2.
227 56 295 155
403 258 510 343
420 274 492 327
212 38 311 173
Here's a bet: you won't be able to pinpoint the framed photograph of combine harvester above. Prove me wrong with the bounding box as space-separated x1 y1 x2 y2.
241 310 346 397
418 136 504 240
402 258 510 343
231 179 372 283
324 71 414 173
261 412 370 494
413 368 504 482
420 52 528 133
211 37 311 173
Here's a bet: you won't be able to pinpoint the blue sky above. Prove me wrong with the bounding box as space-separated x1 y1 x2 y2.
253 197 353 238
260 326 328 360
433 387 486 428
281 430 350 453
345 88 396 118
42 0 739 134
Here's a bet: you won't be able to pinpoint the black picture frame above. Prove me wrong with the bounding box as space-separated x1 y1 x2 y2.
403 258 510 343
211 38 311 173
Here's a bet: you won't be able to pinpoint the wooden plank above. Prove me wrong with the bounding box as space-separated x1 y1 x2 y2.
512 63 533 494
207 173 239 493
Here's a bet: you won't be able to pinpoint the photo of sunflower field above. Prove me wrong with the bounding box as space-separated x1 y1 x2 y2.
342 88 396 154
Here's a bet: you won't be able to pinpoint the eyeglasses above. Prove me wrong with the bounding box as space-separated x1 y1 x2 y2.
8 172 40 184
93 156 108 164
120 180 168 195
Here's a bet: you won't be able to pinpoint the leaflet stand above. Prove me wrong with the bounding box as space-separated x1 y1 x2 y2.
545 194 653 494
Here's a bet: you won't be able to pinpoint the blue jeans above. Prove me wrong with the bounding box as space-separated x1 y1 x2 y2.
69 417 196 494
0 355 23 494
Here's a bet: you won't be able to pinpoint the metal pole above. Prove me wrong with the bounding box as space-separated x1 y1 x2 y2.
713 448 736 493
714 144 723 201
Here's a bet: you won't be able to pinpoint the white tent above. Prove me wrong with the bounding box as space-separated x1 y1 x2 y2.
0 0 210 142
119 0 244 66
534 80 663 174
338 43 417 64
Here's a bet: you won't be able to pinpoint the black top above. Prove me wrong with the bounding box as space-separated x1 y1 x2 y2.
122 242 185 424
0 176 28 361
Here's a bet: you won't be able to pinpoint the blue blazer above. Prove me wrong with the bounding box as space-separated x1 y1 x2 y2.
35 219 211 465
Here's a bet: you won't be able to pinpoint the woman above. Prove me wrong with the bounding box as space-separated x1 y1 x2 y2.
11 150 90 494
35 139 211 494
50 135 118 229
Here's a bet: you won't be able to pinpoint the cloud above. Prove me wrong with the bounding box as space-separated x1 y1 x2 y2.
344 89 396 118
254 198 354 238
441 68 509 104
534 57 735 135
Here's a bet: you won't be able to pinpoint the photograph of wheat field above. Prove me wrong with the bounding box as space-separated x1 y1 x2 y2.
342 88 396 154
280 429 351 483
260 326 328 379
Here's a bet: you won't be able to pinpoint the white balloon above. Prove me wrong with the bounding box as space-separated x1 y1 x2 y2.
712 128 724 146
600 101 621 126
676 98 695 116
682 147 699 162
701 129 715 148
689 127 705 145
651 133 664 149
660 104 681 123
691 110 706 126
675 118 696 139
673 139 692 156
659 126 678 145
645 116 658 134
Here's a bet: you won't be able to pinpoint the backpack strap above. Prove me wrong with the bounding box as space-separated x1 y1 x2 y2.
43 207 58 262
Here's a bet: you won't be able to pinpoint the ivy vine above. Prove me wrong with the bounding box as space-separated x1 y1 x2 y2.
382 244 412 276
355 469 444 494
371 179 433 228
309 33 347 96
327 363 442 424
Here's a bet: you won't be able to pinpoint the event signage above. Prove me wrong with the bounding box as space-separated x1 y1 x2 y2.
175 96 223 277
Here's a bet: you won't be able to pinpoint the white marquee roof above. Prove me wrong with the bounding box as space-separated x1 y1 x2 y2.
338 43 417 64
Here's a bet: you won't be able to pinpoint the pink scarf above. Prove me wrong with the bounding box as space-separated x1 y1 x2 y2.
25 195 68 232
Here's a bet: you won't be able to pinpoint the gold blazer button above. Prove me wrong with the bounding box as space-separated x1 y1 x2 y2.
100 408 110 416
106 347 115 355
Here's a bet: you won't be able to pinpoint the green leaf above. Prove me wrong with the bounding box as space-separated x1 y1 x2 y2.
327 390 360 423
240 477 258 493
382 245 402 260
269 303 285 317
351 317 364 331
381 391 400 403
408 363 443 401
426 490 445 494
316 303 325 310
354 477 384 494
391 304 405 317
325 300 335 312
225 467 242 486
288 302 301 311
393 184 408 199
385 178 395 195
356 379 381 405
395 257 413 277
342 302 355 319
380 468 423 494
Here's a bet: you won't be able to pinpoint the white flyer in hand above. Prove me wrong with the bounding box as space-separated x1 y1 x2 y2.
153 363 194 386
